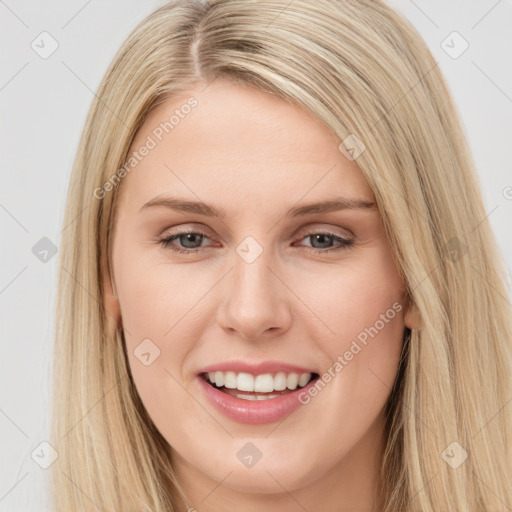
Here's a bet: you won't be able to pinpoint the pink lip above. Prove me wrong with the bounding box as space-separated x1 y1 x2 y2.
197 374 320 425
197 360 317 376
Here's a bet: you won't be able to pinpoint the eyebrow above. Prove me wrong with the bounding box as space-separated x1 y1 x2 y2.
139 195 377 218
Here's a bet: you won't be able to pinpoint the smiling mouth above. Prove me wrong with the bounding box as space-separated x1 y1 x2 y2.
200 372 320 401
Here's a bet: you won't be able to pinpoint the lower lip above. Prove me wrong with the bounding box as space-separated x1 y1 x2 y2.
197 375 319 424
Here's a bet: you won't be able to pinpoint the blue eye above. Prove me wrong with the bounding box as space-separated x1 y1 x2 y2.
159 230 354 255
299 232 354 253
159 230 210 254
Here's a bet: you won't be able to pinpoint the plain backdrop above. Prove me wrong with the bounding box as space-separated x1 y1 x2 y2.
1 1 511 510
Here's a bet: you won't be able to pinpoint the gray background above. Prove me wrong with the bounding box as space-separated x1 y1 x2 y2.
1 1 511 510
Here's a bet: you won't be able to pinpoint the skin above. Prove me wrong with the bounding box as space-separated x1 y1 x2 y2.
104 78 420 512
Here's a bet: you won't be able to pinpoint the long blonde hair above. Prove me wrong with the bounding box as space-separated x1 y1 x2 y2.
51 0 512 510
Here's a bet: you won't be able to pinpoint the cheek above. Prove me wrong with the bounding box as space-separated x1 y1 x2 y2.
293 249 406 416
115 236 214 341
114 255 206 412
296 246 406 346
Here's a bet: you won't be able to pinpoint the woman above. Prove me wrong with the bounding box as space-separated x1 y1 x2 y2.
51 0 512 510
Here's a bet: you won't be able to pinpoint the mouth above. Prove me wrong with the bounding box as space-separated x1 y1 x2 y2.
200 371 320 401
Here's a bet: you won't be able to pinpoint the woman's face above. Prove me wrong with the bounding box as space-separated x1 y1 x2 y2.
108 79 417 502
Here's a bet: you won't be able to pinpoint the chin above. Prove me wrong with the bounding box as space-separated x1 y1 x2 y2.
202 452 319 494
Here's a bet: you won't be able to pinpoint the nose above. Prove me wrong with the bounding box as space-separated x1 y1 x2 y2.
216 247 293 341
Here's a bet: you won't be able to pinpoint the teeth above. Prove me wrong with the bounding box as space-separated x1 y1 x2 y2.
205 371 314 392
214 371 224 387
235 393 281 400
298 373 311 387
287 373 299 390
274 372 287 391
224 371 237 389
237 372 254 392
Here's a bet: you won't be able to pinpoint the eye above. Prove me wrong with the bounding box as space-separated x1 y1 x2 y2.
294 231 354 254
159 229 212 254
158 227 355 255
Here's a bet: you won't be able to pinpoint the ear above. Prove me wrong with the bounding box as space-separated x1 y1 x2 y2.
102 251 121 333
403 293 421 330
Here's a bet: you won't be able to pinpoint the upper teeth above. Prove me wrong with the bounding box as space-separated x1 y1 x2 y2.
206 371 313 392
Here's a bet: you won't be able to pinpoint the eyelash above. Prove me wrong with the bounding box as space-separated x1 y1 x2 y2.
158 228 354 255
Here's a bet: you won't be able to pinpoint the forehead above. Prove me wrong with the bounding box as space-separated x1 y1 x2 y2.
118 79 374 211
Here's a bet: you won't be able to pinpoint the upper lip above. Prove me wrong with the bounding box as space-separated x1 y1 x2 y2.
197 360 318 376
